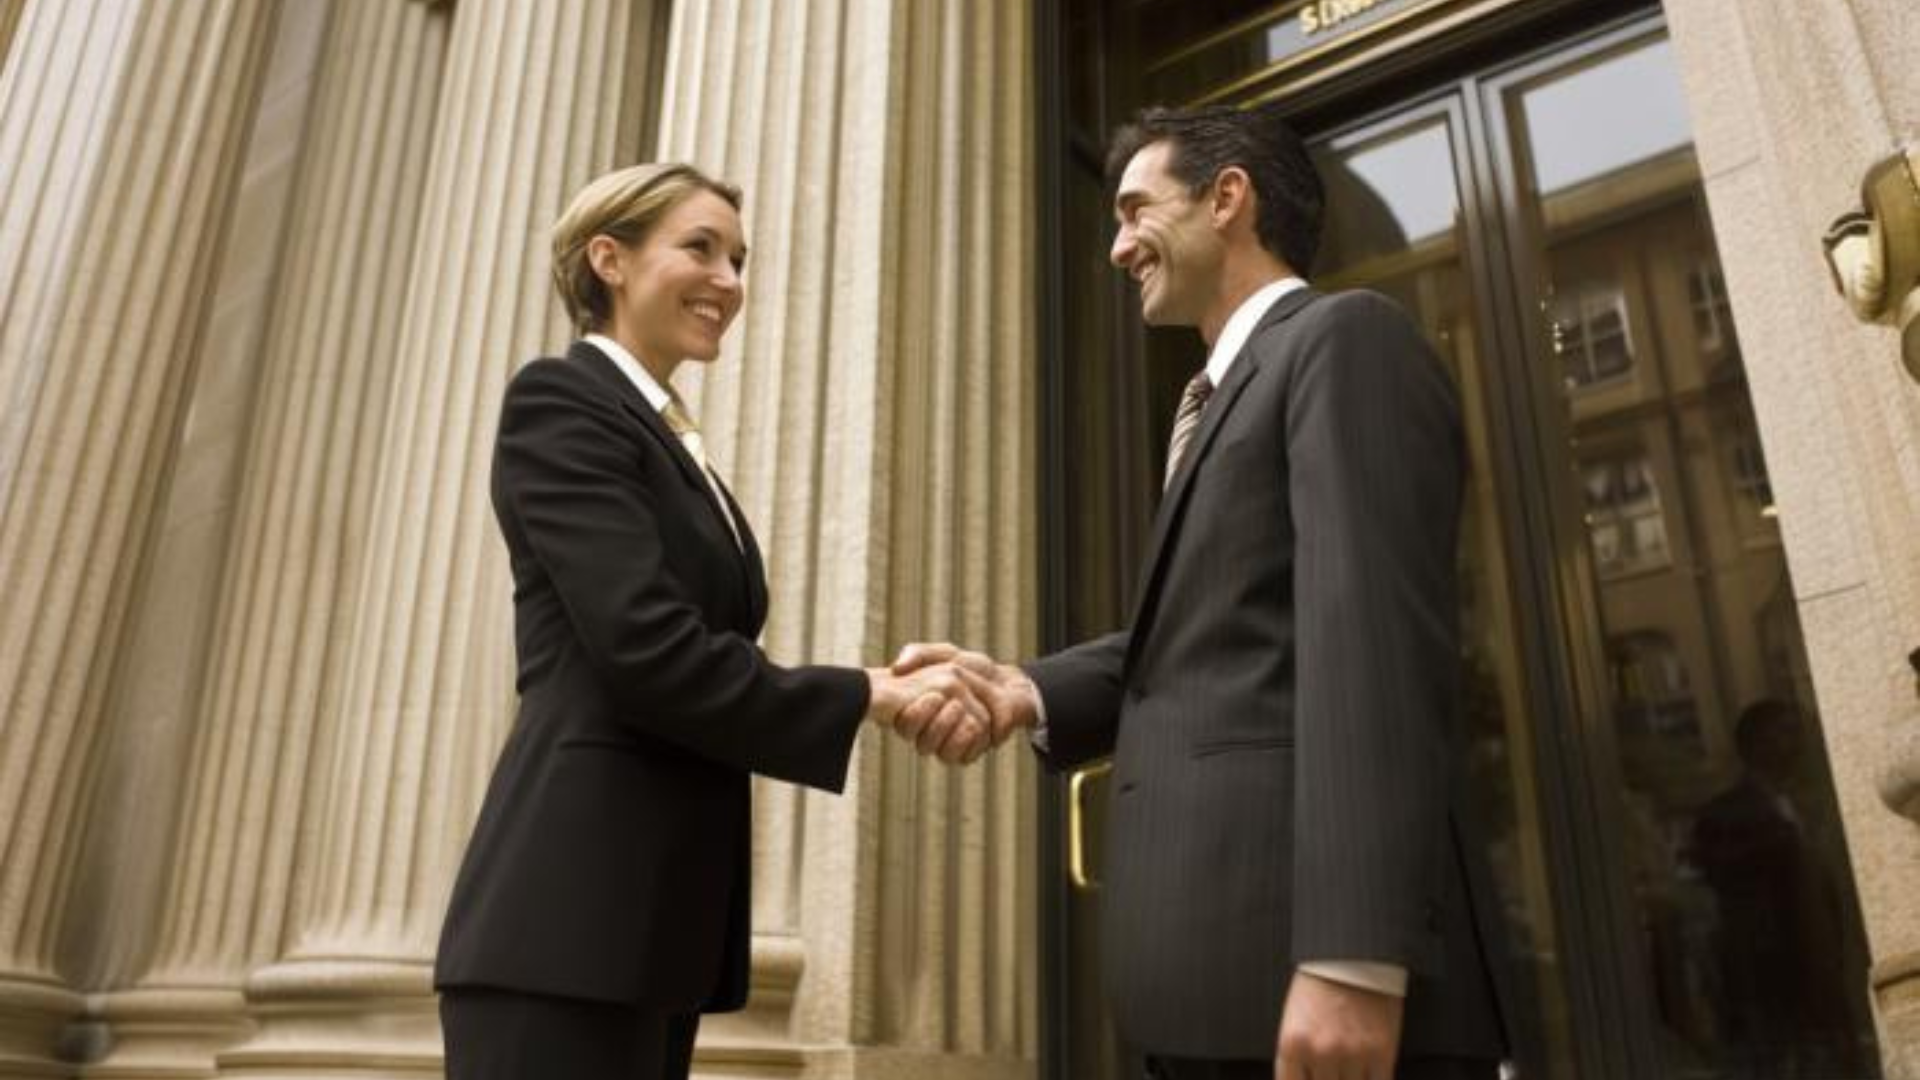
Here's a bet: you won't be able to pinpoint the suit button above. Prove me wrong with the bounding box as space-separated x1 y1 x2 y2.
1125 685 1144 702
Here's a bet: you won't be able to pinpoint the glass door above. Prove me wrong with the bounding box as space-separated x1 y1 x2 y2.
1478 24 1880 1077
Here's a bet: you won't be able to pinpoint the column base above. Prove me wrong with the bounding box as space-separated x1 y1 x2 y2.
795 1048 1032 1080
213 959 440 1079
0 974 84 1078
1873 952 1920 1080
82 986 251 1078
688 1042 1029 1080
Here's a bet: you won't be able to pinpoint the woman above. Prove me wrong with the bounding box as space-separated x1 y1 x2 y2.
434 163 985 1080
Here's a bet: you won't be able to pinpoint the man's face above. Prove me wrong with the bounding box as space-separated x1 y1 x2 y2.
1110 141 1222 327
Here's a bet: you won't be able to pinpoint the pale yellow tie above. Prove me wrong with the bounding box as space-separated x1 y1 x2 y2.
661 394 743 549
1164 370 1214 489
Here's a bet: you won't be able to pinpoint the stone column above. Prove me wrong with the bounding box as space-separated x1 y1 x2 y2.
83 1 451 1075
0 0 280 1074
212 1 659 1076
0 1 24 72
1666 0 1920 1075
657 1 1037 1076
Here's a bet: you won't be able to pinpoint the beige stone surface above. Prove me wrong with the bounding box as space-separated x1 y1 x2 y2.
0 0 281 1072
1848 0 1920 139
0 1 22 76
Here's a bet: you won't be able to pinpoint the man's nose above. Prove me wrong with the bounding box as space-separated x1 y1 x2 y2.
1110 226 1135 268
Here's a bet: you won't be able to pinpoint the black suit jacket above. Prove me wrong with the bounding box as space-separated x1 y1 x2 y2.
1028 289 1509 1059
434 341 868 1012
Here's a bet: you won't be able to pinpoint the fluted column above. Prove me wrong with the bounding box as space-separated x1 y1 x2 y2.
84 2 451 1075
213 1 658 1076
657 1 1037 1076
0 1 24 74
0 0 280 1074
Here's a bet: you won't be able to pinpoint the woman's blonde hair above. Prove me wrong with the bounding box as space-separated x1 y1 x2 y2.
550 163 743 332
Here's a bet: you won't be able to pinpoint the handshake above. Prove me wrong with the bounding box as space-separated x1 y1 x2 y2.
863 643 1040 764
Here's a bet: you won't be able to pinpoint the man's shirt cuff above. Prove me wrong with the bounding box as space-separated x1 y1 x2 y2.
1027 685 1051 754
1297 960 1409 997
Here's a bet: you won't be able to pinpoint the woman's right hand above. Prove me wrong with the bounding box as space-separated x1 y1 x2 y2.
865 665 992 765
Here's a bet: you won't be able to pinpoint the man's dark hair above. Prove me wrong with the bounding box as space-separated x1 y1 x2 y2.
1734 698 1801 763
1106 100 1326 275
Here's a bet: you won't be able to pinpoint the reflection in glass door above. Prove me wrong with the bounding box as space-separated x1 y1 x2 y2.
1485 28 1881 1078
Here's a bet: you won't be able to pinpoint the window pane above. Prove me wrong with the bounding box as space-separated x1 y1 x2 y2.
1507 33 1881 1078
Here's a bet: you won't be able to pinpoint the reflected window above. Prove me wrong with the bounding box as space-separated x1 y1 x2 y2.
1553 285 1634 391
1609 630 1702 757
1689 262 1735 357
1582 451 1668 577
1729 428 1776 523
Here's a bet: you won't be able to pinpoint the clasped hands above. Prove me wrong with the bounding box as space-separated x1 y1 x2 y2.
863 643 1038 764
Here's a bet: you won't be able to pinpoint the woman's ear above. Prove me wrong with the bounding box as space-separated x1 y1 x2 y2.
586 235 623 287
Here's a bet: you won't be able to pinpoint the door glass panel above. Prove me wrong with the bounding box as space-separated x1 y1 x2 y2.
1500 34 1882 1079
1313 111 1579 1080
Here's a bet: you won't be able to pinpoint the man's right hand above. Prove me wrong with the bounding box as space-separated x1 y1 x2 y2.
892 642 1039 748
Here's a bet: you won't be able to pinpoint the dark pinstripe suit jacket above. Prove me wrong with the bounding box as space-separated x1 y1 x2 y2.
1028 288 1509 1060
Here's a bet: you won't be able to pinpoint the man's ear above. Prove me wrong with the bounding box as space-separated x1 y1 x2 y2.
1211 166 1255 231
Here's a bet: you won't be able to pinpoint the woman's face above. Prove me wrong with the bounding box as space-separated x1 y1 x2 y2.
603 190 746 373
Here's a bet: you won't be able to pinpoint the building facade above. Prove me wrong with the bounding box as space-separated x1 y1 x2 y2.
0 1 1913 1079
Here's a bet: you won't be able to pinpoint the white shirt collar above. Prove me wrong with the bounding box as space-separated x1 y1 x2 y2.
584 333 673 413
1204 276 1307 388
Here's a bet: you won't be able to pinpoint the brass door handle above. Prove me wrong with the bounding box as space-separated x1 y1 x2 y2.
1068 760 1113 891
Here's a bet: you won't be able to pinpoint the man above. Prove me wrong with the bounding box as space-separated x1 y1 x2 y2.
897 102 1509 1079
1691 700 1861 1078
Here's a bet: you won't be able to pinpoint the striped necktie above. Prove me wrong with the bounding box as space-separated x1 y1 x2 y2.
661 393 743 549
1163 370 1214 490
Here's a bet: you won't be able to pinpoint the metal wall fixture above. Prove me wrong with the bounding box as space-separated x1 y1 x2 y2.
1823 145 1920 384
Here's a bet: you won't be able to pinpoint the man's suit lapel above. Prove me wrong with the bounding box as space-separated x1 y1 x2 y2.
1125 288 1317 668
570 342 765 619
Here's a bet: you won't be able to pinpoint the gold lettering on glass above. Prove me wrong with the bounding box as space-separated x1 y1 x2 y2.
1299 0 1392 36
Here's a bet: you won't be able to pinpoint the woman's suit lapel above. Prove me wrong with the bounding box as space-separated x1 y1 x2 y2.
569 342 766 630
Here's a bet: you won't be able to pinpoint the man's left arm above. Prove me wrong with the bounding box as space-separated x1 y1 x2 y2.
1279 291 1465 1072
